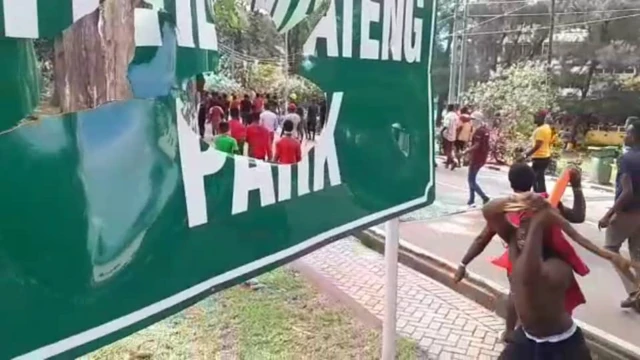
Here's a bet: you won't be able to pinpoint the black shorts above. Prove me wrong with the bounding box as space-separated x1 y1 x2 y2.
454 140 467 152
499 326 592 360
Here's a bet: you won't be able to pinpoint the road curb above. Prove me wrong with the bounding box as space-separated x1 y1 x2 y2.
355 228 640 360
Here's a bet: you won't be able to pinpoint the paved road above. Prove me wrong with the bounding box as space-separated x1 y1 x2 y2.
398 164 640 349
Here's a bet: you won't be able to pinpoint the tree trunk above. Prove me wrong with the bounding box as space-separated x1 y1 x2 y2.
528 31 548 60
580 61 598 100
53 0 136 114
504 29 523 67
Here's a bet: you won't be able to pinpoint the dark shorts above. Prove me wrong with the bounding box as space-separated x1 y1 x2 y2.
499 326 591 360
454 140 467 152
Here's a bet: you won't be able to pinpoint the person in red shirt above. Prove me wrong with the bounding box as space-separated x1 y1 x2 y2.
274 120 301 164
462 112 490 207
245 112 272 161
253 93 265 113
228 108 246 153
207 99 224 135
230 94 241 111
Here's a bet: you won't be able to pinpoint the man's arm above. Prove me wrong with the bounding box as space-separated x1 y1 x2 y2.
460 226 495 266
607 157 633 217
482 198 516 242
558 169 586 223
524 140 543 158
273 142 280 162
266 135 273 160
464 143 478 154
454 225 496 283
232 140 240 155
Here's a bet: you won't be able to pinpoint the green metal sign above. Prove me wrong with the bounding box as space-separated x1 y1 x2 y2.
0 0 436 358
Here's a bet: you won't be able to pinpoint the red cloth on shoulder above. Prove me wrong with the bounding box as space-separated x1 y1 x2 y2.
491 193 589 314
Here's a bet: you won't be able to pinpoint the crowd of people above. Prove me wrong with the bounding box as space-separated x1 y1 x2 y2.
197 91 327 164
443 105 640 359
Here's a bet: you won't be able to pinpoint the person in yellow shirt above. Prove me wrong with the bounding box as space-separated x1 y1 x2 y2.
524 110 553 193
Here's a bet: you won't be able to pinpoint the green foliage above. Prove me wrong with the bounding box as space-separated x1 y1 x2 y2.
621 76 640 92
213 0 247 34
465 62 559 160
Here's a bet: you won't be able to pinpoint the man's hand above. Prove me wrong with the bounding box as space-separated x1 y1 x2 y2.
598 213 613 230
453 265 467 284
568 166 582 188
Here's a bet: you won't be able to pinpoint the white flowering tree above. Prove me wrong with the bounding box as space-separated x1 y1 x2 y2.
464 62 559 161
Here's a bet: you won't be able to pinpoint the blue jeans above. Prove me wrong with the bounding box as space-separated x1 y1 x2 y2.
468 165 489 205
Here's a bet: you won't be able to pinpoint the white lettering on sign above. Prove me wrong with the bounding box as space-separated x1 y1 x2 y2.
3 0 99 39
179 93 344 227
176 98 227 228
303 0 339 57
360 0 380 60
403 0 422 63
313 92 342 191
231 158 276 215
4 0 39 38
303 0 423 63
381 0 405 61
134 0 217 50
135 8 163 46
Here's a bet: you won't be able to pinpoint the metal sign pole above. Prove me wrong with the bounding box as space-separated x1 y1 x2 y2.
381 218 400 360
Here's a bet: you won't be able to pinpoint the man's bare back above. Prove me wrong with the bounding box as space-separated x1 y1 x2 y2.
510 234 574 337
499 208 591 359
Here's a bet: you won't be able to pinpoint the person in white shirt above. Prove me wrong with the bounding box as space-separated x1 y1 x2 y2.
282 103 301 139
442 104 459 169
260 102 279 145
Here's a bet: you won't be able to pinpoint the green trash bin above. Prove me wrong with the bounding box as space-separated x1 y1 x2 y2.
589 146 619 185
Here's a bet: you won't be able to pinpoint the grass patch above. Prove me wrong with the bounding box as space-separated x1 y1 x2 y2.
84 268 422 359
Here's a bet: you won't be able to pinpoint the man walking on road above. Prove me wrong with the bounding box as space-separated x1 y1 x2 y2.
463 112 490 207
240 94 252 125
260 102 278 145
599 121 640 310
442 104 459 170
246 112 272 161
213 122 239 155
282 103 302 140
274 120 301 164
523 110 553 193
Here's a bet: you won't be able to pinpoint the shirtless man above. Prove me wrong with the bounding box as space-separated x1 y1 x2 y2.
454 163 586 341
494 197 592 359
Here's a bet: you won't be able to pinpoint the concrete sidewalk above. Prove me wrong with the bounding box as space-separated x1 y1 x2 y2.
300 237 505 359
396 211 640 350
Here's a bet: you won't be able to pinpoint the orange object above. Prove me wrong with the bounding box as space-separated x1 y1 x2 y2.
549 168 571 207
